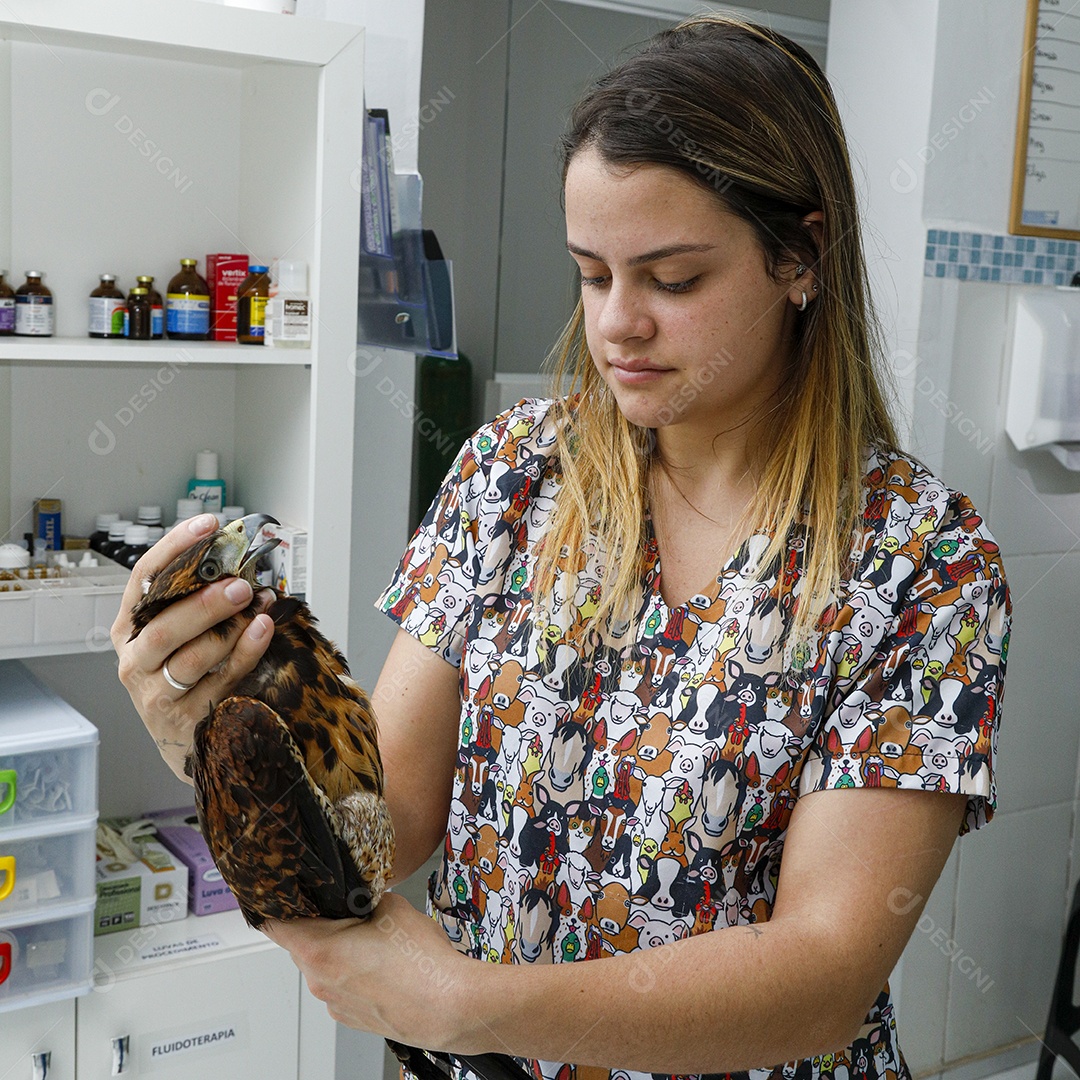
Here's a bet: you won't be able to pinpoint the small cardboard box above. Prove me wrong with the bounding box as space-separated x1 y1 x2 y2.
94 818 187 936
206 253 249 342
257 520 307 599
146 806 239 916
34 498 62 550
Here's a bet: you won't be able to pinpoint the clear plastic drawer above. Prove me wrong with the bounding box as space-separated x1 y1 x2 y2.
0 901 94 1013
0 662 99 832
0 817 97 919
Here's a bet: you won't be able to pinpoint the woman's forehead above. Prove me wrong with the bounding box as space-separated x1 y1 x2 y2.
564 150 746 260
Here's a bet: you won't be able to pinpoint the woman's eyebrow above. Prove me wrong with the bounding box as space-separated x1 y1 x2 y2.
566 241 716 266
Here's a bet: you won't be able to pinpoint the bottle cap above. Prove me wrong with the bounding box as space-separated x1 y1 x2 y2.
131 287 148 296
275 260 308 293
137 275 154 283
180 258 197 267
24 271 41 278
195 450 219 480
94 512 120 531
100 274 116 282
249 265 269 274
146 526 164 544
137 505 162 523
79 551 98 568
175 498 203 521
222 505 246 520
107 519 134 541
123 524 150 546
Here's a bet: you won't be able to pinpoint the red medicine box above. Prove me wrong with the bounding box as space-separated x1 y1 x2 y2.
206 253 249 341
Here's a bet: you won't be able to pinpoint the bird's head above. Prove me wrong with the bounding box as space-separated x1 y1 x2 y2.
128 513 281 638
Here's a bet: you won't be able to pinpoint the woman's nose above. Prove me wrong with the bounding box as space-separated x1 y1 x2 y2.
595 281 655 343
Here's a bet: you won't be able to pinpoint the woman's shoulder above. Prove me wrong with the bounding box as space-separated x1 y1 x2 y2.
852 447 1005 587
465 396 562 472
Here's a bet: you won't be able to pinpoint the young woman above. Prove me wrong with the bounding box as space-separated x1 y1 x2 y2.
113 15 1010 1080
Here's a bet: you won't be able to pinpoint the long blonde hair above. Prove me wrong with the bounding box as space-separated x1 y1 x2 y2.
532 14 898 659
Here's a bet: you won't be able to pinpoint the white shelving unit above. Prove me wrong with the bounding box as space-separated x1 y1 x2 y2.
0 2 369 1077
0 0 364 654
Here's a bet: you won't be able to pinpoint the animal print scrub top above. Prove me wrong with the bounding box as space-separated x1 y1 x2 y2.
377 398 1010 1080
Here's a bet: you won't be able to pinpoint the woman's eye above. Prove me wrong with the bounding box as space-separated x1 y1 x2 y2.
579 273 609 288
655 276 700 294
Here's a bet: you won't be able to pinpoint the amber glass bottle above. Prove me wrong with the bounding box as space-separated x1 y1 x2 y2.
89 274 125 338
0 272 14 335
166 258 211 341
127 288 151 340
15 272 53 337
236 264 270 345
136 275 164 339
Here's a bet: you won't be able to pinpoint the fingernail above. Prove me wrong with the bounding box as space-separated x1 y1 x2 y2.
188 514 217 535
248 615 270 641
225 579 252 604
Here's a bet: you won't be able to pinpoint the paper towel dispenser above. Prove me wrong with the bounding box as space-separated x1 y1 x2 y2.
1006 288 1080 470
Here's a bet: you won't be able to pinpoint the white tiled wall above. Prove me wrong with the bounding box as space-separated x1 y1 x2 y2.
896 275 1080 1075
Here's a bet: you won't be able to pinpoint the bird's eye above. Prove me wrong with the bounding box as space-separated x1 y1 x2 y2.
199 561 222 582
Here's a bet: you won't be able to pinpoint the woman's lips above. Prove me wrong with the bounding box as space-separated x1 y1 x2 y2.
608 358 673 385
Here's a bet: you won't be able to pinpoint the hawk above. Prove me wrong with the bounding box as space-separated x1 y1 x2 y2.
129 513 394 927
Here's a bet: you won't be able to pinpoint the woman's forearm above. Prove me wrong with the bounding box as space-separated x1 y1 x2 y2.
450 916 862 1074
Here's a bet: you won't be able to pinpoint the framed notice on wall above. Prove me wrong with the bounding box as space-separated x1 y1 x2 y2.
1011 0 1080 239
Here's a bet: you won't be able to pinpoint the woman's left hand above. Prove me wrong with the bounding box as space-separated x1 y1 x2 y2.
263 892 470 1047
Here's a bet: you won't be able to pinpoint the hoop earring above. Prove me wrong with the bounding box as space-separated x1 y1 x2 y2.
798 291 808 312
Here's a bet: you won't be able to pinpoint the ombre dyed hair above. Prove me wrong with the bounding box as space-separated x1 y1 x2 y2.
532 14 899 657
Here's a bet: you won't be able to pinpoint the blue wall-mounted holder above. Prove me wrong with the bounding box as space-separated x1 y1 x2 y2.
357 171 457 358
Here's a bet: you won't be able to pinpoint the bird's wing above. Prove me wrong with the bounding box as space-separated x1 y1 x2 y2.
189 695 372 927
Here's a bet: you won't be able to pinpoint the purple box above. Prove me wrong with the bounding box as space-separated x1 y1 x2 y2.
146 806 239 916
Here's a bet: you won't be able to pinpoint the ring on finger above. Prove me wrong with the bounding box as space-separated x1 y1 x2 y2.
162 658 198 693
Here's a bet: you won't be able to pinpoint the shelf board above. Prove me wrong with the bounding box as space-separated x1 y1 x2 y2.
0 0 362 69
0 337 311 365
0 640 117 663
93 906 273 983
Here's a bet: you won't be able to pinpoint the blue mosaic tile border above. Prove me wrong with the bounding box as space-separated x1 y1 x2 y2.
924 228 1080 285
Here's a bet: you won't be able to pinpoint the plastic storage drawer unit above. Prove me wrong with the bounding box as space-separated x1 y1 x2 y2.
0 816 98 918
0 661 99 832
0 901 95 1012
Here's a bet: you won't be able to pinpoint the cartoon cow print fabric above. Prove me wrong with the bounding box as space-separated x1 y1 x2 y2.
377 398 1010 1080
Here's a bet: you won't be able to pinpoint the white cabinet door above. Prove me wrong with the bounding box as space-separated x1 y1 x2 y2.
0 998 77 1080
75 948 299 1080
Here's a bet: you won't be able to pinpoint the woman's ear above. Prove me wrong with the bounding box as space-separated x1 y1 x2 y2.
787 210 824 309
801 209 824 262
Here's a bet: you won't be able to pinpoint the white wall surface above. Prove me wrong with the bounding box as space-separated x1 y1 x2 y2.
831 3 1080 1075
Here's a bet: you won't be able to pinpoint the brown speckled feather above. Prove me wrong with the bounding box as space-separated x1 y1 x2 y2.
190 696 374 926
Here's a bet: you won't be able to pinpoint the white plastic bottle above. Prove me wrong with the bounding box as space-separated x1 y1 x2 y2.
186 450 225 514
265 259 311 347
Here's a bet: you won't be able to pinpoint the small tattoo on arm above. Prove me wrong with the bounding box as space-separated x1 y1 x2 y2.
157 738 189 750
746 925 764 938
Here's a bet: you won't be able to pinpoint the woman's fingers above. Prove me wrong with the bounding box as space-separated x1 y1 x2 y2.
161 590 276 701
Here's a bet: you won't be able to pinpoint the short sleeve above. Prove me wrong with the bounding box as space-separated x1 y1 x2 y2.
798 480 1011 836
375 400 550 668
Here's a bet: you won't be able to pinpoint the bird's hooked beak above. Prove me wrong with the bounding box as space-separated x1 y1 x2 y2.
200 513 282 585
